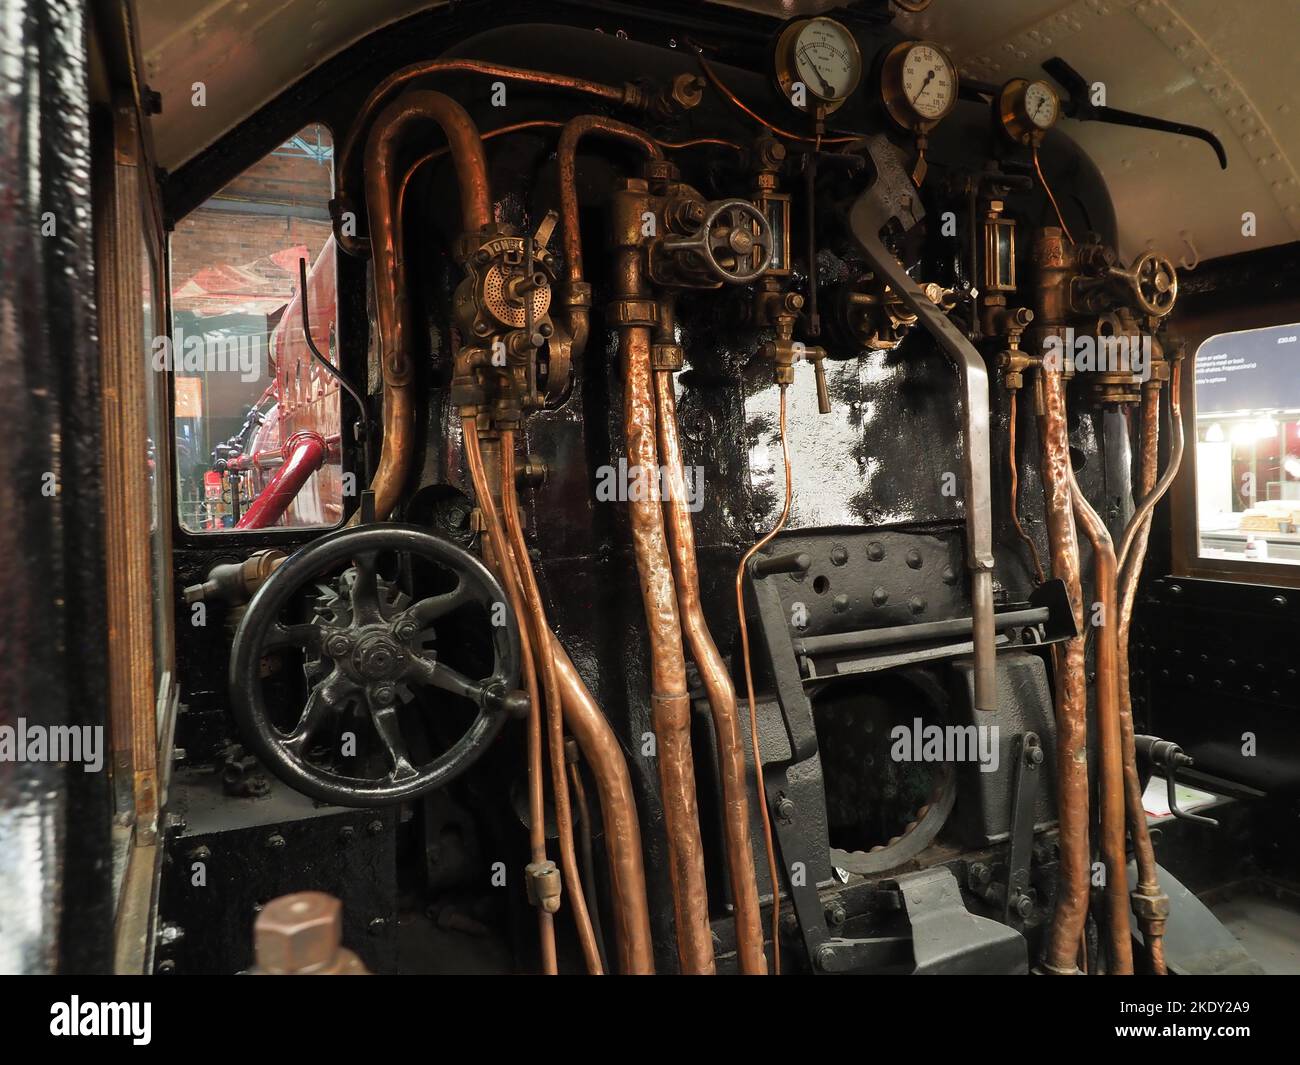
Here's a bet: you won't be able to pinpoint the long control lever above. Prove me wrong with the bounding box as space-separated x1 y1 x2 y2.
847 135 997 712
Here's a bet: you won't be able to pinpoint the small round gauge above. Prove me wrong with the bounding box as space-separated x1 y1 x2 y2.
998 78 1061 144
880 40 959 131
773 16 863 114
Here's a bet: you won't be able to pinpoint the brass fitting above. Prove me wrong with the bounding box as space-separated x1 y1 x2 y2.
252 892 369 975
525 860 563 914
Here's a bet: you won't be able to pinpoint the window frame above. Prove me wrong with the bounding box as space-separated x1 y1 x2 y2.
1172 305 1300 589
165 119 349 546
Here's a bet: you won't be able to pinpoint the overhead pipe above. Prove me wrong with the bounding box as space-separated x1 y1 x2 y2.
336 60 654 256
354 91 492 523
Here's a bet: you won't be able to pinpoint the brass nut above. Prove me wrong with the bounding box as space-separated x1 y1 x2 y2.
605 298 659 327
254 891 343 974
525 860 563 913
651 343 684 371
1130 890 1171 922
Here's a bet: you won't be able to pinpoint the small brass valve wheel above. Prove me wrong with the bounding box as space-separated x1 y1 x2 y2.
659 199 774 284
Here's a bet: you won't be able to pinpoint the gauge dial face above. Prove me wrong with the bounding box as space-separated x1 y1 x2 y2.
774 16 862 112
1024 80 1060 129
898 43 956 121
792 17 862 102
880 40 959 131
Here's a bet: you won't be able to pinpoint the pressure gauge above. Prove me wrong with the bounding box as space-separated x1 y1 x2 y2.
773 16 863 114
879 40 959 131
999 78 1061 144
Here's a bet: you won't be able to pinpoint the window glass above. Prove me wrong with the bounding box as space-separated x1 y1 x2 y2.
1194 323 1300 565
168 123 342 532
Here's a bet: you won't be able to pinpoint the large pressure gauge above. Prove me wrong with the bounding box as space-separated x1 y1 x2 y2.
998 78 1061 144
773 16 863 114
879 39 959 131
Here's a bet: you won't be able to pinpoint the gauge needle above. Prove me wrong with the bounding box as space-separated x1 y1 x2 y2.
911 69 935 104
808 62 835 98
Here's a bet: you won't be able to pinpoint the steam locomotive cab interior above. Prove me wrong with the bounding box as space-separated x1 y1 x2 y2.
13 0 1300 978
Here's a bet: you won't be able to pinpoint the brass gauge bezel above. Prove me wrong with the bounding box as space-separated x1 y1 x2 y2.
998 77 1061 145
879 39 960 132
773 16 863 115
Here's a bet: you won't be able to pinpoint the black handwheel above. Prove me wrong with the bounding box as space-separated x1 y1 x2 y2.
230 523 526 807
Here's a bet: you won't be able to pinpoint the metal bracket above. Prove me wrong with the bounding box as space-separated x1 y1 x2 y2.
1002 732 1042 924
892 866 1027 974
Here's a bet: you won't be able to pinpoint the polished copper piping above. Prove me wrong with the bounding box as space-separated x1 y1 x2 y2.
356 92 491 522
616 251 714 973
1116 383 1165 972
501 432 604 974
462 421 557 974
559 116 662 284
1116 358 1184 974
1068 468 1133 975
1008 391 1046 584
1034 230 1091 975
655 365 767 975
550 635 655 973
337 61 633 253
734 384 794 977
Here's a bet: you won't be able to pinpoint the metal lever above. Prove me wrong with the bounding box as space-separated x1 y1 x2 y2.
1134 734 1219 827
847 135 997 711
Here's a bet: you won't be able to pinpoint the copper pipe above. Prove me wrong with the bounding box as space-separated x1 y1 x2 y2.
655 364 766 975
354 92 491 522
1116 359 1185 974
615 251 714 973
735 384 794 976
692 50 861 145
557 117 663 368
1035 228 1090 975
550 635 655 973
337 61 634 253
1068 468 1133 975
462 421 557 974
558 116 662 284
567 744 609 972
501 432 604 974
1008 391 1046 584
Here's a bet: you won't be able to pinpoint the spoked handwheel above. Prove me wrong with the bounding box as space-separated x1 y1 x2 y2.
230 523 527 807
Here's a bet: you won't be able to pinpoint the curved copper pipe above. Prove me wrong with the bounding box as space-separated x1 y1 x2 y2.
500 432 604 974
462 422 557 974
734 384 794 977
550 635 655 973
616 259 714 973
1116 359 1184 974
1068 471 1134 976
558 116 662 285
354 92 491 523
337 61 633 254
655 367 766 974
557 117 663 368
